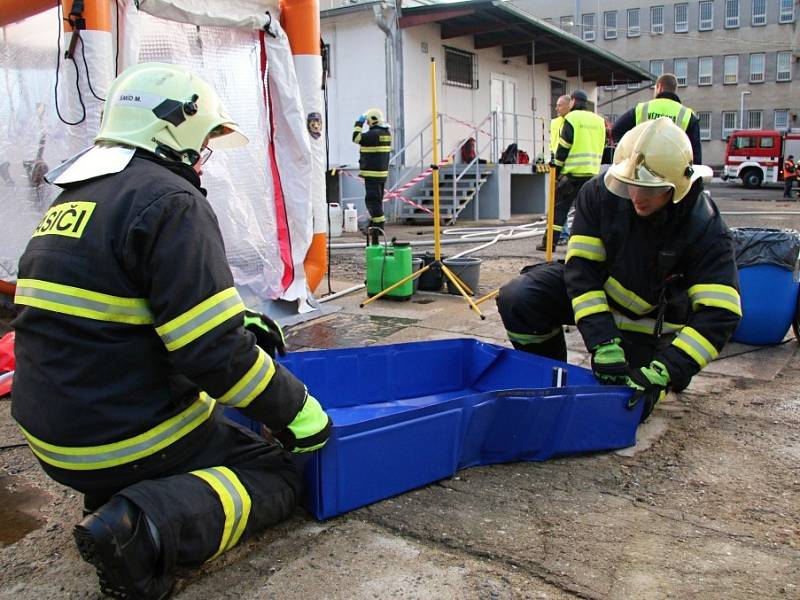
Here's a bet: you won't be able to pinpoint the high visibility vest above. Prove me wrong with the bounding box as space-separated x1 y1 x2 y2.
562 110 606 176
784 160 796 179
549 116 564 154
635 98 693 131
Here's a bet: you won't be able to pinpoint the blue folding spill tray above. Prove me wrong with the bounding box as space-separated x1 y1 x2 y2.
224 338 639 520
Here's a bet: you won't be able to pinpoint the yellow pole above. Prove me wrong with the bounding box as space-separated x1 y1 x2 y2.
430 58 442 261
545 166 557 262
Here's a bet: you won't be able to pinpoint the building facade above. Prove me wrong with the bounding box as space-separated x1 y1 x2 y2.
514 0 800 166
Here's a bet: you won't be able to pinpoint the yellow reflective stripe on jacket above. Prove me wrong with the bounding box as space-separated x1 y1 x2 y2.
636 99 692 131
359 170 389 178
688 284 742 316
603 276 655 316
507 327 562 346
672 326 719 368
19 395 215 470
156 287 245 352
566 235 606 263
563 152 602 170
190 466 251 560
217 347 275 409
571 290 610 322
14 279 153 325
611 309 683 336
359 146 392 153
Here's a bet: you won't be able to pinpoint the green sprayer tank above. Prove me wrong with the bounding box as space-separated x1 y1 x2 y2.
366 241 413 299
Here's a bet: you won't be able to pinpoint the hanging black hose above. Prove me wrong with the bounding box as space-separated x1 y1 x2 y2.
322 39 334 297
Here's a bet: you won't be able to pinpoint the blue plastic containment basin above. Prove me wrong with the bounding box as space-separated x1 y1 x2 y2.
732 264 800 345
224 338 639 520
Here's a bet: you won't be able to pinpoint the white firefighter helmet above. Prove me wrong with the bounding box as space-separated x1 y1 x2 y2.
95 62 248 166
605 117 709 203
364 108 385 126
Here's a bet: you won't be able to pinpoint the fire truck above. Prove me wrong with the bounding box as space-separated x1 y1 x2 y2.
721 129 800 188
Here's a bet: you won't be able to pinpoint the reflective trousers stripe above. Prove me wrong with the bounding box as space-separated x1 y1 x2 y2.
603 277 655 316
19 395 215 470
572 290 610 322
566 235 606 263
156 288 245 352
507 327 562 346
15 279 153 325
360 170 389 178
672 326 718 368
191 466 252 561
370 215 386 223
688 284 742 316
360 146 391 153
217 347 275 408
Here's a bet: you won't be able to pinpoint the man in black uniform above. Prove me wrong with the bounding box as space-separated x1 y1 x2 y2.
12 63 331 600
352 107 392 238
612 73 702 164
497 118 741 421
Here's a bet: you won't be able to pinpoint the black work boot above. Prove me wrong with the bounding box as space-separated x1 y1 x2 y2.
73 496 173 600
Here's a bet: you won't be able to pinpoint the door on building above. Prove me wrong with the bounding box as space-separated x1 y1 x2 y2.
550 78 566 118
491 74 517 159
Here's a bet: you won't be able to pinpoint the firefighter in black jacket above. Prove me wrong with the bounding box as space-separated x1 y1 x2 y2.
353 108 391 236
12 63 331 600
497 118 741 422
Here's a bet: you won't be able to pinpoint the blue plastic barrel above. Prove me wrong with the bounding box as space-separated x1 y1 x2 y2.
732 264 800 344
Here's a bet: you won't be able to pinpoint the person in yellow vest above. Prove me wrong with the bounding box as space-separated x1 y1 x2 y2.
537 89 606 252
549 95 571 162
612 73 702 163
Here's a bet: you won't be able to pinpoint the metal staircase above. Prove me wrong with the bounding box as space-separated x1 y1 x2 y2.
400 162 495 224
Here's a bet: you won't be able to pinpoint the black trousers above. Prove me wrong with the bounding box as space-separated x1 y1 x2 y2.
554 175 593 233
496 262 672 373
364 178 386 222
783 176 795 197
44 410 301 573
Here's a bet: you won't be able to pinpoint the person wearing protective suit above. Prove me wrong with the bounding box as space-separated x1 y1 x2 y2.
497 118 741 422
352 108 392 237
11 63 332 600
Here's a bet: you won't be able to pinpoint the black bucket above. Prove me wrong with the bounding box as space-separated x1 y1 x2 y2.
413 252 445 291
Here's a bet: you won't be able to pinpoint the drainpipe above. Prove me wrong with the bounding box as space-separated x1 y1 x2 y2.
373 3 405 162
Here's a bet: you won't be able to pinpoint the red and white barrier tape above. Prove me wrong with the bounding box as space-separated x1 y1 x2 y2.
441 113 493 138
338 169 435 215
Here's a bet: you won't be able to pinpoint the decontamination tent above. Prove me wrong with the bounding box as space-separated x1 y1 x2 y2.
0 0 327 310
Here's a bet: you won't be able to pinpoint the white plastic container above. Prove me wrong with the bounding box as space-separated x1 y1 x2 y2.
328 203 343 237
344 203 359 233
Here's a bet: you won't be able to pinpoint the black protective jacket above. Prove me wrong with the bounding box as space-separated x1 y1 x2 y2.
353 122 391 180
12 153 307 478
564 175 742 389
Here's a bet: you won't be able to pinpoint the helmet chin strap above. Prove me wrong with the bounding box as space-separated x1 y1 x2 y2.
154 143 200 166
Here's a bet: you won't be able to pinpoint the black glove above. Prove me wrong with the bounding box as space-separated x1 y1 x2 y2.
626 361 670 423
243 310 286 358
590 338 629 385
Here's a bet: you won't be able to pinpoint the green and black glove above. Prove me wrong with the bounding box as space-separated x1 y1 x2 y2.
274 393 332 453
244 310 286 358
591 338 629 385
626 360 670 423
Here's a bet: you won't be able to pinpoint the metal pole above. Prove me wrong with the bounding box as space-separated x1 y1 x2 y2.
431 58 442 260
530 40 536 159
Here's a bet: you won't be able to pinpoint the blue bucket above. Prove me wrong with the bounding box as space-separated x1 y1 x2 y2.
732 264 800 345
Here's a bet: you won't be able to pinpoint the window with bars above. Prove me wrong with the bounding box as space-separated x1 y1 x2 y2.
699 1 714 30
582 13 596 41
628 61 641 88
604 11 617 39
724 55 739 84
444 47 478 89
674 58 688 86
628 8 641 36
674 3 688 32
650 59 664 79
775 109 789 131
751 0 767 25
749 53 765 83
722 111 737 139
725 0 740 28
604 83 619 91
651 5 664 33
779 0 795 23
777 51 793 81
747 110 762 129
698 112 711 140
698 56 713 85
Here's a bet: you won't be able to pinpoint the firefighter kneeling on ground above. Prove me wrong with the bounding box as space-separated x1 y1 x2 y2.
12 63 332 600
352 107 392 238
497 118 742 422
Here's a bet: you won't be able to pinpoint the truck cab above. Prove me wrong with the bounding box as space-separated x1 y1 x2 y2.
722 130 782 188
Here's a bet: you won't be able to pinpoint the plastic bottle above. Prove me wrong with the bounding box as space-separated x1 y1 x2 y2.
328 203 343 237
344 203 359 233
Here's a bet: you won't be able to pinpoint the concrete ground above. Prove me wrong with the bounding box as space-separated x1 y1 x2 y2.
1 183 799 599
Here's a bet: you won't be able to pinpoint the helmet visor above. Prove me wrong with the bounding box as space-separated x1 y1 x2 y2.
604 156 674 199
207 122 248 150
